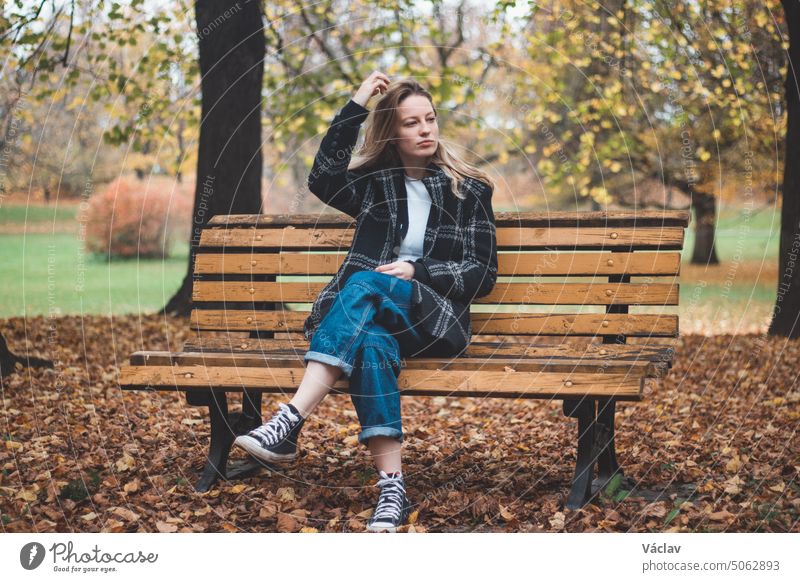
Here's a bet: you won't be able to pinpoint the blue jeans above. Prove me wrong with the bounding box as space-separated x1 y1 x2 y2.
304 270 446 446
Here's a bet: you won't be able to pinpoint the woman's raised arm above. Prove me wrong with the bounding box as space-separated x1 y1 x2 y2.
307 72 390 218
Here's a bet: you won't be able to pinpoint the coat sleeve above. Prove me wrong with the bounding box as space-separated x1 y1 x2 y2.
406 180 498 303
307 98 371 219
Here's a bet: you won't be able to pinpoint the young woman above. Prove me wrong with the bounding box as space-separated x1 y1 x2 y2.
234 72 498 532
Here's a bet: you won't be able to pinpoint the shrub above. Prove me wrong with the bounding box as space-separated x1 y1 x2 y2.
85 176 192 259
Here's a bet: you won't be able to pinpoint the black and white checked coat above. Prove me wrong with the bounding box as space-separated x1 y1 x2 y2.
304 97 498 356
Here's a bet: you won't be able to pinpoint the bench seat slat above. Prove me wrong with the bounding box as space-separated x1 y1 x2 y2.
181 337 676 366
127 350 667 377
118 365 644 400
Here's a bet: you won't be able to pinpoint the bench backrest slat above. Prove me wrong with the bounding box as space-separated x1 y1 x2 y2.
191 281 679 305
194 251 681 276
189 309 678 336
207 211 690 228
199 226 684 250
190 211 689 340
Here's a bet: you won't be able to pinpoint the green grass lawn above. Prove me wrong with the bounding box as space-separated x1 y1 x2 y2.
684 204 780 262
0 202 79 225
0 202 782 326
0 233 187 317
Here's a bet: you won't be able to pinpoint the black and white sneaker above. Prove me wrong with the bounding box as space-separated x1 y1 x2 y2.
366 470 412 532
233 403 305 463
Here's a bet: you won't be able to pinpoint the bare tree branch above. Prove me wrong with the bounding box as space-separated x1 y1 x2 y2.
297 4 355 87
61 0 75 67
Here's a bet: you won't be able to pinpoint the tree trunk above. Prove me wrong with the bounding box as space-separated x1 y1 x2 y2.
0 333 53 379
162 0 265 316
769 1 800 337
690 190 720 265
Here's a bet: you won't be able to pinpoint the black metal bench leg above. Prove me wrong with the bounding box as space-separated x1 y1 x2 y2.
196 391 234 492
224 389 266 481
593 397 624 493
564 399 599 510
194 391 264 493
241 388 262 428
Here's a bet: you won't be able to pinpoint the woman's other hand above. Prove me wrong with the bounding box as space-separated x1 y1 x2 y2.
374 260 414 281
353 71 390 108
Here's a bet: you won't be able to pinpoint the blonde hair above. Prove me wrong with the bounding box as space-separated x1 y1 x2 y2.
349 78 495 199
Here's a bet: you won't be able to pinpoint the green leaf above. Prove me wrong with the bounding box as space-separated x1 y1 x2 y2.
663 507 681 527
603 473 623 497
613 489 630 502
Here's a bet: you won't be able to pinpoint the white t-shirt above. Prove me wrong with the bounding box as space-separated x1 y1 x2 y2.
396 176 432 261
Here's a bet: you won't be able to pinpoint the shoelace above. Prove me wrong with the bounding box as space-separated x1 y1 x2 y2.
371 472 406 522
248 403 300 446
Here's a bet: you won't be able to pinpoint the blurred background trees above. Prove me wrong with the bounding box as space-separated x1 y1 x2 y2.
0 0 794 331
2 0 787 248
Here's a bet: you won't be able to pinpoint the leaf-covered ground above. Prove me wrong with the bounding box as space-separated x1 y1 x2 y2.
1 314 797 533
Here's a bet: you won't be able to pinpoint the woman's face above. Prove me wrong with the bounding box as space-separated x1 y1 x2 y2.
393 94 438 163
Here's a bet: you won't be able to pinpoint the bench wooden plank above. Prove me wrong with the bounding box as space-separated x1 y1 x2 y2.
188 309 679 336
199 226 685 251
193 251 682 277
207 210 691 228
127 350 666 377
191 280 679 305
182 337 677 365
118 365 644 399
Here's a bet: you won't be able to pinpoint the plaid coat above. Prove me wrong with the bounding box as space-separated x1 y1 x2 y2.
304 98 498 356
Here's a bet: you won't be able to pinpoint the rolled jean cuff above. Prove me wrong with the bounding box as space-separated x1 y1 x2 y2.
304 351 353 378
358 426 403 446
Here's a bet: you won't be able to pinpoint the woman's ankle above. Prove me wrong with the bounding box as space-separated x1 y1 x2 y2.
286 401 308 418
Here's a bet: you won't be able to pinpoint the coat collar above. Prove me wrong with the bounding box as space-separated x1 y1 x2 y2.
373 161 448 188
373 162 448 256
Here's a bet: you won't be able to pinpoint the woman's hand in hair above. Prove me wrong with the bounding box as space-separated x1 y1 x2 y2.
353 71 390 108
374 260 414 281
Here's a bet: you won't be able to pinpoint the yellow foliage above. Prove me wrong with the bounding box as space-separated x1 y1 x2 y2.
589 186 612 205
537 159 556 175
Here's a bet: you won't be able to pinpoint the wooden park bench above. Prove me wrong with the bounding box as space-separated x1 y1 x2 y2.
119 209 689 509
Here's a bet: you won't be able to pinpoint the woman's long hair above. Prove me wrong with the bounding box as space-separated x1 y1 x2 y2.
348 78 495 199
